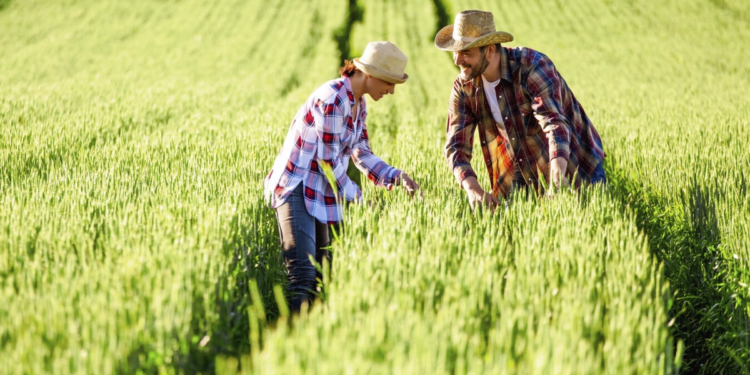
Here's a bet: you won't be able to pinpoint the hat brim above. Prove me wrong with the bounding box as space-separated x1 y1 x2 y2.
434 24 514 52
353 59 408 84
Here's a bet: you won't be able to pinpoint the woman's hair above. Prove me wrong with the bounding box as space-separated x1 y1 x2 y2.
339 60 359 77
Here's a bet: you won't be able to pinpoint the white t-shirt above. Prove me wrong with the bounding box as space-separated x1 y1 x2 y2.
481 75 513 156
481 75 504 124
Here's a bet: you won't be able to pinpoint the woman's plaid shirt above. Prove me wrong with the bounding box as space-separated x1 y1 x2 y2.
446 47 606 198
265 77 401 224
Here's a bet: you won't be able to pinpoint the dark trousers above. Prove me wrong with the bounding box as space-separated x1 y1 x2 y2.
587 160 607 184
513 160 607 189
274 184 331 313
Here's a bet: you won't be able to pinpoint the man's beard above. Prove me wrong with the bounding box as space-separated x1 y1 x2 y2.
459 51 489 81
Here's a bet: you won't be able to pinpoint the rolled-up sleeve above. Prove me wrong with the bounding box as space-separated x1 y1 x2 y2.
351 123 402 190
445 80 478 186
527 59 571 160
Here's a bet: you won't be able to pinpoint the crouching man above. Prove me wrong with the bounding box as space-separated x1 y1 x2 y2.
436 10 606 210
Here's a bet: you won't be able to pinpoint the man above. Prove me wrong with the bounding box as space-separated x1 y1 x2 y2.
435 10 606 210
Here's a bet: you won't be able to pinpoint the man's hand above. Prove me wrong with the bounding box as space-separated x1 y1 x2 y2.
461 176 499 212
400 172 423 200
549 157 569 187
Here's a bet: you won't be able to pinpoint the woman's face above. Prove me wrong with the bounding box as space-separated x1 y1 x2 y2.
365 75 396 101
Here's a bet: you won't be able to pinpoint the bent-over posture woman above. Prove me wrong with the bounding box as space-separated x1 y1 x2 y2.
264 41 421 312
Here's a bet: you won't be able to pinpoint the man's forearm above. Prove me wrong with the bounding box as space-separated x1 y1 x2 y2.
549 156 568 186
461 176 482 193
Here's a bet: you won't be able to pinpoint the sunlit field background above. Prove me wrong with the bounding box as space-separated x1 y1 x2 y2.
1 0 749 373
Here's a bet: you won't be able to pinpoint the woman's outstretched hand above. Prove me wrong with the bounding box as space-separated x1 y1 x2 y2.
400 172 423 200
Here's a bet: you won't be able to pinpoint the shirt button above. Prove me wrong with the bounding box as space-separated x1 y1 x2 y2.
498 95 502 98
504 116 508 120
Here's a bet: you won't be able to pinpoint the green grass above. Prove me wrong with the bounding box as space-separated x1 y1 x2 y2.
1 0 749 374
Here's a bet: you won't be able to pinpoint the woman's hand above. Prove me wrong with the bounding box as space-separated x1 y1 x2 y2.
400 172 423 200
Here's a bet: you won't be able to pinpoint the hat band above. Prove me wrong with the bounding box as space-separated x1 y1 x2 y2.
452 35 480 43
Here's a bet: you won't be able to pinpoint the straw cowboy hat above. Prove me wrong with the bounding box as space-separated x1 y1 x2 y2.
435 10 514 52
353 41 409 84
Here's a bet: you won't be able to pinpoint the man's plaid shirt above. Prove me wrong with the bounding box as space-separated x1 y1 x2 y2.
446 46 606 198
265 77 401 224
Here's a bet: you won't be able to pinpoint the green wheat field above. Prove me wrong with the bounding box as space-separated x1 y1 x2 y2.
1 0 749 373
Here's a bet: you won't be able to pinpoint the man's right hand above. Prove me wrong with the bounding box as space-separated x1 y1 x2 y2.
461 176 499 212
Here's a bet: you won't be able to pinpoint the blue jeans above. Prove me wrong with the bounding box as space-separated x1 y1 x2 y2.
587 160 607 184
274 184 331 312
511 159 607 189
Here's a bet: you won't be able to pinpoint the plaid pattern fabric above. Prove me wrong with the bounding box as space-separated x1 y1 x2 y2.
446 46 606 198
265 77 402 224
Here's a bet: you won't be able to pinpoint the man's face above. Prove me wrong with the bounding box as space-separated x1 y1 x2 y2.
453 47 488 81
365 75 396 101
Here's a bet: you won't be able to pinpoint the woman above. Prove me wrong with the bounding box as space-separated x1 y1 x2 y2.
264 41 421 312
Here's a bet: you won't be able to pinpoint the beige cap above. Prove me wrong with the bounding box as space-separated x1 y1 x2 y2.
353 41 409 84
434 10 514 52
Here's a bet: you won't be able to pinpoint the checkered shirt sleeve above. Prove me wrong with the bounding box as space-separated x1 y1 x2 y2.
525 54 572 160
445 80 479 186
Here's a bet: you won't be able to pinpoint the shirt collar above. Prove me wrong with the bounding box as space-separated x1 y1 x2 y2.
343 76 356 107
499 47 512 83
342 76 366 119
